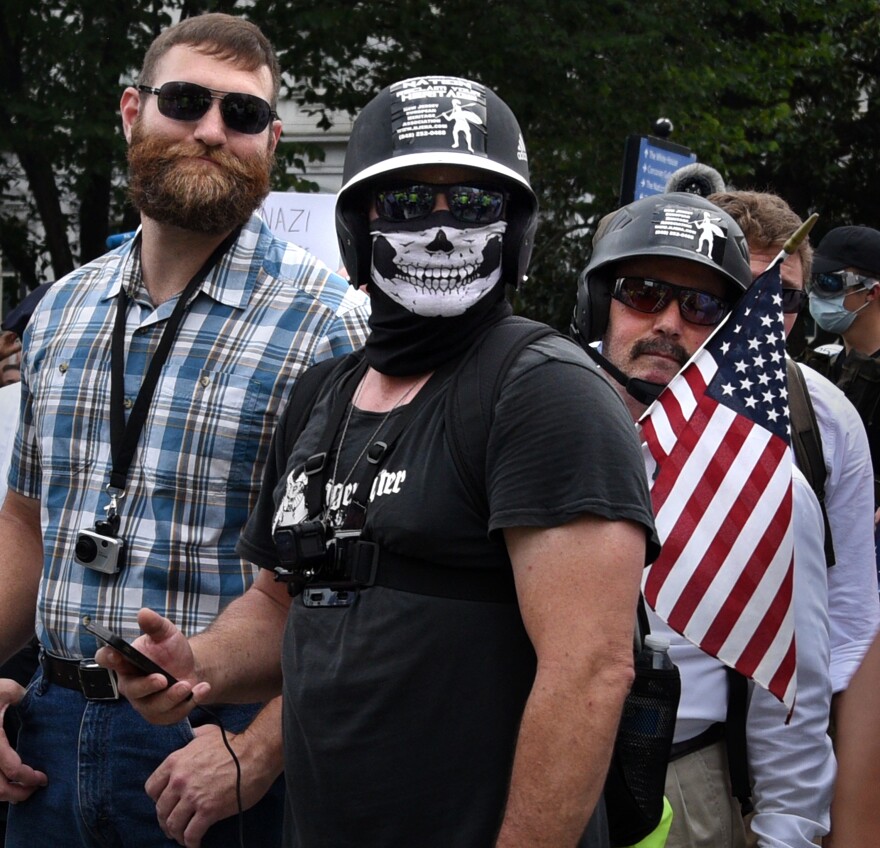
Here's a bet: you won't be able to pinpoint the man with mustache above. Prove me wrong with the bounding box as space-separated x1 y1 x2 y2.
0 13 368 848
572 193 835 848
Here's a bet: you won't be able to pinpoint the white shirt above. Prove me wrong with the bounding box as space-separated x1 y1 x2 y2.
0 381 21 507
746 469 834 847
649 468 834 847
797 362 880 690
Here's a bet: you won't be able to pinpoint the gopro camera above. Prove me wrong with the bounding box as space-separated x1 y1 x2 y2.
274 519 331 574
75 529 124 574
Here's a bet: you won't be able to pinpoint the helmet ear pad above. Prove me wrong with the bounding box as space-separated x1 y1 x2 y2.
574 267 613 345
336 186 372 288
500 183 537 289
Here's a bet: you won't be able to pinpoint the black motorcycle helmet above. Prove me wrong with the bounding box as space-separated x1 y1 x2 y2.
335 75 538 289
573 192 752 345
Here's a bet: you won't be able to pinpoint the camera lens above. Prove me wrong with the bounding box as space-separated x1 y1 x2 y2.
75 535 98 563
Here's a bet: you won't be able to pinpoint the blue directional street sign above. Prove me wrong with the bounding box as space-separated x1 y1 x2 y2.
619 134 697 205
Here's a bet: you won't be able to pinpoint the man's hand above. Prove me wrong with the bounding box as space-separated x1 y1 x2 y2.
146 698 284 848
0 679 47 802
96 608 210 725
0 332 20 364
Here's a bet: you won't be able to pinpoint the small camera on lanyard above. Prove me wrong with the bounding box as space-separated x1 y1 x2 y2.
75 490 125 574
74 526 124 574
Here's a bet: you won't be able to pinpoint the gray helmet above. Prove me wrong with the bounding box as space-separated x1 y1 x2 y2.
335 75 538 288
572 192 752 344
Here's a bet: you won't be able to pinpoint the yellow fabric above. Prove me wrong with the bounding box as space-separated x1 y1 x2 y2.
622 796 673 848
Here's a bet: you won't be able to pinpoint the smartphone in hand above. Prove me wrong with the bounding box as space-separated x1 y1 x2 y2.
82 616 180 687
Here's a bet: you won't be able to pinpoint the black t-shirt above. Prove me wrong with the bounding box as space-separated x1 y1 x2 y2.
238 336 657 848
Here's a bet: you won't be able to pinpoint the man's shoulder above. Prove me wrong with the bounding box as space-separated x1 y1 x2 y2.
250 215 353 308
30 247 129 326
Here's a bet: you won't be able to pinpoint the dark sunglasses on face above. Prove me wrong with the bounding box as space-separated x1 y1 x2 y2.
612 276 731 326
374 184 507 224
136 81 277 135
809 270 877 298
781 287 806 314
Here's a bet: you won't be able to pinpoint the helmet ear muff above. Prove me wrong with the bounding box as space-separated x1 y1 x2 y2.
573 267 613 344
336 186 372 287
502 184 538 288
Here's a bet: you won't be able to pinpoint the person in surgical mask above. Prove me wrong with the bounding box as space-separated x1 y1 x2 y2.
806 225 880 586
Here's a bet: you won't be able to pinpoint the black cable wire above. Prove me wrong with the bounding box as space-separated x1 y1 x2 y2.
200 707 245 848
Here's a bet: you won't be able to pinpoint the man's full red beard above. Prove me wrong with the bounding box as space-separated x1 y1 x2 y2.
127 121 273 234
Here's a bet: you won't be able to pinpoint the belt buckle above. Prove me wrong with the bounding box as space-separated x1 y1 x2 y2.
77 660 119 701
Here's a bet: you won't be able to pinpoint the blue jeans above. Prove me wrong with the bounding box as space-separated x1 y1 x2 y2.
6 670 283 848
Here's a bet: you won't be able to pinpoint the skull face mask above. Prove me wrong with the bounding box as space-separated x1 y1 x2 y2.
370 212 506 317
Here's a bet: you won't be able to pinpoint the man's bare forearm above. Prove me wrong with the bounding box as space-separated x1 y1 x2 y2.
0 492 44 664
495 657 632 847
188 569 290 703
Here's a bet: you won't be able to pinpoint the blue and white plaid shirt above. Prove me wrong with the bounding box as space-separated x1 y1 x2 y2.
11 214 369 657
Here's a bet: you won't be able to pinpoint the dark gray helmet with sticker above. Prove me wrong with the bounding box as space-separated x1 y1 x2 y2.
572 192 752 344
335 76 538 289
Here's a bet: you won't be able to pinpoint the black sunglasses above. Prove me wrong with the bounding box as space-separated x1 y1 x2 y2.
781 287 806 314
136 81 277 135
374 184 506 224
809 270 877 298
612 277 731 326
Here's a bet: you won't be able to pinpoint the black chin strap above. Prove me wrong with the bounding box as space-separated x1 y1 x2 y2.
580 344 665 407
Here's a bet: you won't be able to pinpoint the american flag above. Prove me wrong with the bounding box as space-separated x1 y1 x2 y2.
639 265 796 708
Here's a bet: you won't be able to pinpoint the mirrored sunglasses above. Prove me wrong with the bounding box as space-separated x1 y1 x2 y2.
612 276 731 326
809 270 877 298
374 184 506 224
136 81 277 135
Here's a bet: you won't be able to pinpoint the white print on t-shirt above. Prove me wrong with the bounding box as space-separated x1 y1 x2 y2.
273 470 309 532
273 468 407 530
326 469 408 510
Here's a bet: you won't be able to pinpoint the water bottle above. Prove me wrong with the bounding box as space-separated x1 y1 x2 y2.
635 634 674 670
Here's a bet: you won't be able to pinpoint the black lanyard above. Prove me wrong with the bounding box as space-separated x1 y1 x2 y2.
107 230 239 502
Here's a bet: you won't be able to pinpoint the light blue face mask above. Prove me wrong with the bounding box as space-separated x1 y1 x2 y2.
808 287 871 334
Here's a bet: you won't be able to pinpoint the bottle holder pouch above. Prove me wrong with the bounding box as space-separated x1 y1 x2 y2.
605 663 681 847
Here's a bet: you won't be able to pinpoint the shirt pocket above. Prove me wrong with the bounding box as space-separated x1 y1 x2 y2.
141 365 264 497
34 353 107 477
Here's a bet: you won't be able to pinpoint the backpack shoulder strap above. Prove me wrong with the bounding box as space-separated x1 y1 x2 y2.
785 358 835 567
277 351 365 463
444 316 558 509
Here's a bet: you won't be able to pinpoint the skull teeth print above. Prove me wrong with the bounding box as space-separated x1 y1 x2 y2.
395 263 480 293
370 219 507 317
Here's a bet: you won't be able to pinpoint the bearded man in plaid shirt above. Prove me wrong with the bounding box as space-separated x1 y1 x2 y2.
0 13 368 848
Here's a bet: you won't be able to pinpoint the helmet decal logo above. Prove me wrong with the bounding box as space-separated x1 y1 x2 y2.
516 134 528 163
440 99 483 153
652 205 728 266
370 217 506 317
390 77 488 156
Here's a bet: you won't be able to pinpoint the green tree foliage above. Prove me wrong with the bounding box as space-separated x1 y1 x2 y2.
0 0 314 291
0 1 169 285
252 0 880 328
3 0 880 328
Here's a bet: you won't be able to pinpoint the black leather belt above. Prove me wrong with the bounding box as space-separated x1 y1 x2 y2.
40 652 119 701
668 722 724 762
